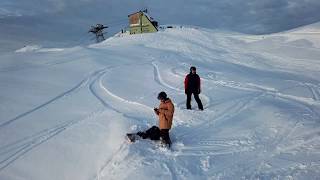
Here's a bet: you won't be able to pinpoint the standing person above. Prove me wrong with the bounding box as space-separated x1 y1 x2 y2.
127 91 175 147
184 66 204 110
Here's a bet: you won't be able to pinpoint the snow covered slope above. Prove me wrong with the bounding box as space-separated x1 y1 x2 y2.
1 25 320 180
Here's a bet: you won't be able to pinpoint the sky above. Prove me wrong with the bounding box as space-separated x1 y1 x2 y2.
1 0 320 51
1 21 320 179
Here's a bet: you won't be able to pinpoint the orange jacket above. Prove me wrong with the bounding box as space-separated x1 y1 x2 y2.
156 98 174 130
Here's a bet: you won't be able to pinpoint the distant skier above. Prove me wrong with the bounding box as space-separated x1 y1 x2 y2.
127 91 175 147
184 66 204 110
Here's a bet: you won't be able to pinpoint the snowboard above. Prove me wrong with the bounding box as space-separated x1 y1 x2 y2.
126 133 171 149
126 133 140 143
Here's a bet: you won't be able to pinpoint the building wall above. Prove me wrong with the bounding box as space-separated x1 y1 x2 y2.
129 12 157 34
129 13 140 26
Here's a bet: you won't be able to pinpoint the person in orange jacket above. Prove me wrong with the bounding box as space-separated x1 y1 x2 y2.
153 91 174 146
184 66 203 110
127 91 174 147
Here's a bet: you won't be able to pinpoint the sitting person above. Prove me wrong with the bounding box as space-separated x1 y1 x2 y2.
127 91 175 147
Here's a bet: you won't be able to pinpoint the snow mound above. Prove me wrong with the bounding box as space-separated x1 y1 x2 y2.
15 45 64 53
287 22 320 34
1 25 320 180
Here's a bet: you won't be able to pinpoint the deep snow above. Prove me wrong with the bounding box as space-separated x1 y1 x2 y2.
0 24 320 180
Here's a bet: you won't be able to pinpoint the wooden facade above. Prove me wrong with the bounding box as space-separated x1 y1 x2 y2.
128 11 158 34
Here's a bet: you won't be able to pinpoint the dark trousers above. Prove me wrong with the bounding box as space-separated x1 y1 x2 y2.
160 129 171 146
137 126 171 146
186 93 203 110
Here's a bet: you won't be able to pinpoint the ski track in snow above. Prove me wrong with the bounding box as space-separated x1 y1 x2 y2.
93 142 128 180
94 62 264 179
0 62 147 172
0 108 105 171
249 121 302 179
89 66 154 122
94 56 320 179
152 61 213 109
2 27 320 179
20 64 320 178
0 53 87 73
0 68 107 129
152 61 183 92
306 83 320 101
0 68 116 171
158 56 320 178
203 74 320 119
1 61 158 173
0 61 154 173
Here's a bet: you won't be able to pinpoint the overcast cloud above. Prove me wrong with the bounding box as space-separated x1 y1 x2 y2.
1 0 320 51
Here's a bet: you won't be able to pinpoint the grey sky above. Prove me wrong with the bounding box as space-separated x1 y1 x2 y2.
1 0 320 51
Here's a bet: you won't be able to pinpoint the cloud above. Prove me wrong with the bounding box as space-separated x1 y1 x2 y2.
0 1 64 17
148 0 320 34
0 8 22 18
2 0 320 33
1 0 320 52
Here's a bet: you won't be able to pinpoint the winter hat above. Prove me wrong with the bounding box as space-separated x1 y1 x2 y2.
190 66 196 72
157 91 167 100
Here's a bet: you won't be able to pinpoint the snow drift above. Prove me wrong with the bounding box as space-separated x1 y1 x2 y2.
0 24 320 179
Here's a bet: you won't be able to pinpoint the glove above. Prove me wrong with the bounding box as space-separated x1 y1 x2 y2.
154 108 159 115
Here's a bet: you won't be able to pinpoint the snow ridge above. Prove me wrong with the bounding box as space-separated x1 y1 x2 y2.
1 25 320 180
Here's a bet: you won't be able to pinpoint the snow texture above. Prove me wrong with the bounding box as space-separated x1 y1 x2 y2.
1 24 320 180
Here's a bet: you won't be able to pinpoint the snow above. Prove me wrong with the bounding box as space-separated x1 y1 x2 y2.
15 45 65 53
1 25 320 180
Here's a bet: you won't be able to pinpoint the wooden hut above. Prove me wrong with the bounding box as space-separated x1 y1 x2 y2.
128 10 158 34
